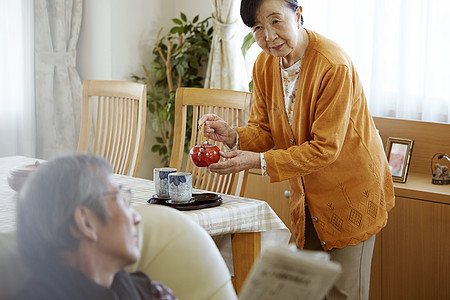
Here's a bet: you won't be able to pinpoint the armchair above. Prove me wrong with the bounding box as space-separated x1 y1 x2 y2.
0 205 237 300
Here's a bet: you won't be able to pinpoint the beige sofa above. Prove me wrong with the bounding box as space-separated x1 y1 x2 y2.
0 204 237 300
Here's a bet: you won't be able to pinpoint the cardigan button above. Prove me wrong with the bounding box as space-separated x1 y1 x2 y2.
312 217 318 222
290 139 294 145
321 241 326 246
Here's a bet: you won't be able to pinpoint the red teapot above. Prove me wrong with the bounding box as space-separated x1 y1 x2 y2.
190 141 220 167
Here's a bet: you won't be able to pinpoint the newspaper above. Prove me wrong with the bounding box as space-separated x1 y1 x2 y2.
239 244 342 300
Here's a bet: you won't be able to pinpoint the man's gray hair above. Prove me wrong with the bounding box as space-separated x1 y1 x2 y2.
16 154 113 264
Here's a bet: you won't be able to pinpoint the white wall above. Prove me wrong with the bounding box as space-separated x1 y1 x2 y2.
174 0 211 21
78 0 176 81
77 0 211 82
77 0 212 179
77 0 112 80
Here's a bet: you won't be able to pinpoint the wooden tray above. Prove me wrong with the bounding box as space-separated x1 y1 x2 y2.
147 192 222 211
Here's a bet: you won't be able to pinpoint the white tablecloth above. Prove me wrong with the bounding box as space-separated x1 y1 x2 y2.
1 156 291 275
1 156 290 240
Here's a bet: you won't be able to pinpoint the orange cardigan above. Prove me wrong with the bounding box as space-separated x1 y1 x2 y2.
236 29 395 250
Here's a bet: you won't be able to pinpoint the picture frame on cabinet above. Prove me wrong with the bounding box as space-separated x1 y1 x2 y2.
386 137 414 183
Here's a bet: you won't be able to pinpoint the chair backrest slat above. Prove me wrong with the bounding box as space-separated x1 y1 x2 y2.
121 98 133 174
115 98 127 174
110 97 121 172
77 80 147 177
169 87 252 197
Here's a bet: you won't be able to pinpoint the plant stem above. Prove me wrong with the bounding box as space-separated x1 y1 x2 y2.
155 35 174 92
165 41 174 92
177 35 183 88
155 28 166 64
159 126 167 148
142 64 155 93
166 124 174 159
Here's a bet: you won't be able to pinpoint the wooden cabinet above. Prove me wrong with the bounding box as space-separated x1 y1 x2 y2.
370 174 450 300
370 117 450 300
243 169 292 233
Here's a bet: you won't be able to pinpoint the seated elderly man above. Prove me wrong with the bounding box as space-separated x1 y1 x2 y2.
14 154 177 300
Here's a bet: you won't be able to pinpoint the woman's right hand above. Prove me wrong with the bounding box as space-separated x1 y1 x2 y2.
198 114 237 148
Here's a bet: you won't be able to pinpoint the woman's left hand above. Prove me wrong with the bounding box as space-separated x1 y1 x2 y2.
208 150 261 174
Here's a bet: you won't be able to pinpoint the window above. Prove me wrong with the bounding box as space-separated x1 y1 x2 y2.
241 0 450 123
0 0 35 156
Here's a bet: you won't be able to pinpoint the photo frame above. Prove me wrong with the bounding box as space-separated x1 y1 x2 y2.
386 137 414 183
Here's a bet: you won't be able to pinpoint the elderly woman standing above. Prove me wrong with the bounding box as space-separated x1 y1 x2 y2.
199 0 395 299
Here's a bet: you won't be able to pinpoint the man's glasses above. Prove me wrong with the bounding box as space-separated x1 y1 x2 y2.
103 186 134 207
118 187 134 207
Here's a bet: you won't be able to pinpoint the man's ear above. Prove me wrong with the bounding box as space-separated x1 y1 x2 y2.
71 206 99 242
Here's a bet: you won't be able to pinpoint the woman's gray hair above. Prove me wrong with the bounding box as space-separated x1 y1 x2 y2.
16 154 113 264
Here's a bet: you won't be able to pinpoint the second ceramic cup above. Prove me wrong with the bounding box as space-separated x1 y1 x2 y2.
168 172 192 203
154 167 177 198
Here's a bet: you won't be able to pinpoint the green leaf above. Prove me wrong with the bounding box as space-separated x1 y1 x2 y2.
193 15 199 23
169 27 181 35
180 12 187 22
241 32 256 57
172 18 182 25
172 47 183 57
175 64 185 77
248 78 254 92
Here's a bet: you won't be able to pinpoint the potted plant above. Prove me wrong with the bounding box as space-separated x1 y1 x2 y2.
133 13 213 165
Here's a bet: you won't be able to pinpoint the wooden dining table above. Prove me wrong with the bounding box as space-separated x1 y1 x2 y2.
0 156 290 293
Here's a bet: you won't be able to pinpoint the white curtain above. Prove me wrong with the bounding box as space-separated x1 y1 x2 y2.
34 0 82 159
0 0 36 157
204 0 248 91
302 0 450 123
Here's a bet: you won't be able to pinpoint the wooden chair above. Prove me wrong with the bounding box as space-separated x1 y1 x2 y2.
77 80 147 177
169 87 252 197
